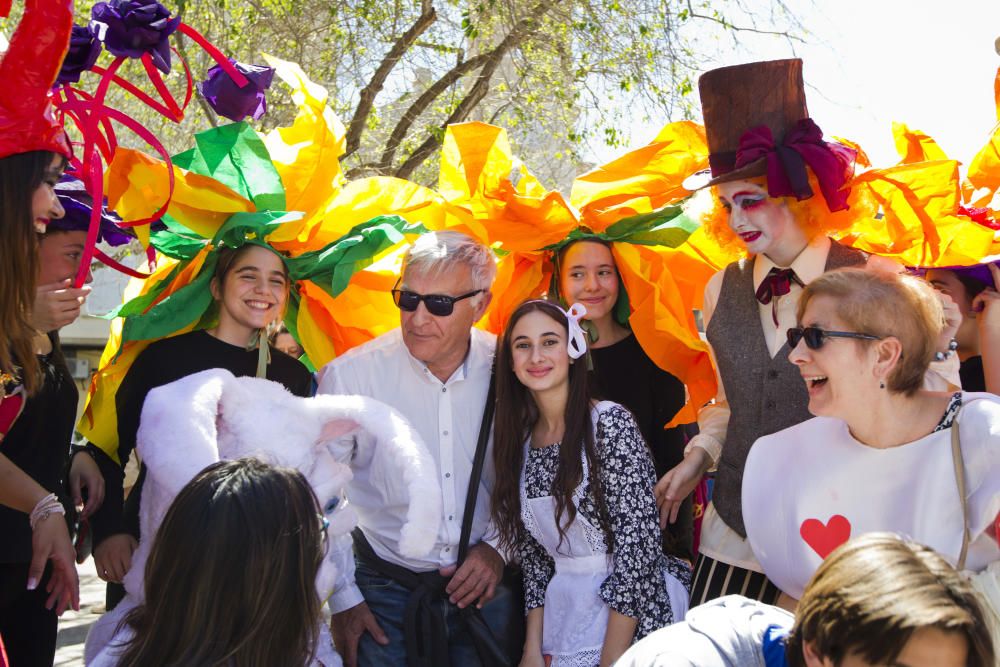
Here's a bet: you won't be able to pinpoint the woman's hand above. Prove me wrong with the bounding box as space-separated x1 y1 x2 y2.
973 264 1000 393
31 280 90 332
655 447 710 529
68 450 105 519
518 652 547 667
935 290 961 355
30 513 79 615
93 533 138 583
522 607 545 667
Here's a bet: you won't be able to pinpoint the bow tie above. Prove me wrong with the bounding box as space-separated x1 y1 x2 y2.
756 268 804 327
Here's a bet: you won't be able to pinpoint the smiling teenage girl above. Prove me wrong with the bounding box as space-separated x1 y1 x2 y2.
0 0 84 653
492 300 690 667
555 240 691 557
88 244 313 608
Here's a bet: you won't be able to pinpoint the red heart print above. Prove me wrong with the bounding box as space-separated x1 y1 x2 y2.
800 514 852 559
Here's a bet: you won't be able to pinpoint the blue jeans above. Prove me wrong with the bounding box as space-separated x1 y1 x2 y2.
354 559 514 667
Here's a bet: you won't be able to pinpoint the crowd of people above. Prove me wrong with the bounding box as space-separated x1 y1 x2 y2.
0 2 998 667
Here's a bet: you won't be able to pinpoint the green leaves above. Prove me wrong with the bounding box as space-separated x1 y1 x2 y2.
172 121 286 212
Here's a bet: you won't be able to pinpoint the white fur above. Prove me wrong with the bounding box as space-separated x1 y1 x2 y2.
84 369 442 666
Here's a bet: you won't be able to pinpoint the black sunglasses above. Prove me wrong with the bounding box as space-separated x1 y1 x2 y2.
786 326 881 350
391 283 483 317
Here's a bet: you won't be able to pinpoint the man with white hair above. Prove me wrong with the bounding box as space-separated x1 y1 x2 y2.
318 231 512 667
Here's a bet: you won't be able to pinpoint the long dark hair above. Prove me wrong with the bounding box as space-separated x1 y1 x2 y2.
0 151 63 394
117 458 325 667
491 299 613 555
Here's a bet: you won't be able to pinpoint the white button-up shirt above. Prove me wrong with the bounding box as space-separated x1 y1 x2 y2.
317 327 498 613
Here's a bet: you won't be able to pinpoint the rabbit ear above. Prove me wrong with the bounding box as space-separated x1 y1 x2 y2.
136 368 232 497
319 417 360 444
312 394 442 558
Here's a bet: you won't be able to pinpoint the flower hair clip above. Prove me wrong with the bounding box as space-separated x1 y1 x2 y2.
562 303 588 360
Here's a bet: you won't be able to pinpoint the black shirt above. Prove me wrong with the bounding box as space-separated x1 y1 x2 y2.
0 334 78 563
588 332 687 477
87 330 313 545
589 332 692 558
961 355 986 393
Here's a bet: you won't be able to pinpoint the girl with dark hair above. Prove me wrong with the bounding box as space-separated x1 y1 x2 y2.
92 458 327 667
925 262 1000 393
0 179 107 664
0 0 84 647
554 238 691 558
491 299 690 667
88 243 314 607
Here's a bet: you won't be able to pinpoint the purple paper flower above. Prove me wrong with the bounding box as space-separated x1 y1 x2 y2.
90 0 180 74
57 25 103 85
198 59 275 122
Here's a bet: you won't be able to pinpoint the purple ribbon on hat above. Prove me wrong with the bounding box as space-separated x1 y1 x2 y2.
735 118 857 212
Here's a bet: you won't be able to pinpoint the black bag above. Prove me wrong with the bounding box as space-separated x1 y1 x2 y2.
458 366 525 666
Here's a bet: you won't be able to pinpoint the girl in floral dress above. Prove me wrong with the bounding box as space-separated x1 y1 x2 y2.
491 299 690 667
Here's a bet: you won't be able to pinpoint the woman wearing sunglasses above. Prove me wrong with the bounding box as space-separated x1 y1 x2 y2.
742 268 1000 607
654 59 961 607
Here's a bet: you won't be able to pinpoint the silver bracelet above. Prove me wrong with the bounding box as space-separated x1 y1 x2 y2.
29 493 65 531
933 338 959 362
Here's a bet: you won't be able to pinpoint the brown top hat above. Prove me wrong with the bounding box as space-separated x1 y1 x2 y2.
694 58 856 211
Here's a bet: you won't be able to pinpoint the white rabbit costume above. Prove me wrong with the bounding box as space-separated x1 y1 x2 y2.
84 368 442 666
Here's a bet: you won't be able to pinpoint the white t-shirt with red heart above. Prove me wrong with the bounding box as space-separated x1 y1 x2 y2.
743 392 1000 599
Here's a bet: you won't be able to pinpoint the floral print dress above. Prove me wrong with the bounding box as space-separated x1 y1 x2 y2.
520 402 692 666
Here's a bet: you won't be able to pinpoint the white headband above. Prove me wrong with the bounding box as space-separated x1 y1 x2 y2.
562 302 588 359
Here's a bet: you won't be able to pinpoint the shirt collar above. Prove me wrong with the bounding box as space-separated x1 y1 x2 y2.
753 234 832 292
403 328 496 386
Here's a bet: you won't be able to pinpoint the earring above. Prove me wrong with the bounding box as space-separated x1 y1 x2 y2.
879 381 885 389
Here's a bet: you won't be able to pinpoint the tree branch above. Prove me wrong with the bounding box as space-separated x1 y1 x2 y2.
343 4 437 159
174 0 218 128
377 52 491 170
392 1 555 180
685 0 805 42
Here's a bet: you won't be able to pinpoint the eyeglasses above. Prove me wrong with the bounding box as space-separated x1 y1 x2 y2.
787 326 881 350
391 281 483 317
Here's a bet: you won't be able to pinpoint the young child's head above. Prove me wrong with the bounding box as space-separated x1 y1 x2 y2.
270 322 304 358
118 458 327 667
787 533 995 667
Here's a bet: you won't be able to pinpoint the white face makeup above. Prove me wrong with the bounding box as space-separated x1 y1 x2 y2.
718 179 800 259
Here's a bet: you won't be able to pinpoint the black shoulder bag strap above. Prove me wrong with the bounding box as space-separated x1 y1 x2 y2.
459 362 496 563
451 363 510 667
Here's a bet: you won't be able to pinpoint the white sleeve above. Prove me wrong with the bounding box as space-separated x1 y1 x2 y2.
316 359 341 395
686 271 729 468
315 360 366 612
327 533 365 613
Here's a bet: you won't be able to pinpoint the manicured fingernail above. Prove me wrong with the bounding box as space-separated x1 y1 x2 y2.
27 577 38 590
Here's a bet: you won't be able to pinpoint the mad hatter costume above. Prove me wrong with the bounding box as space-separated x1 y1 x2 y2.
668 59 960 605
